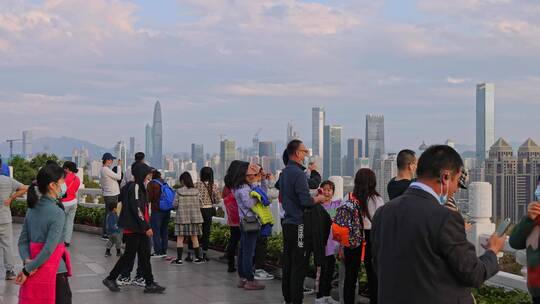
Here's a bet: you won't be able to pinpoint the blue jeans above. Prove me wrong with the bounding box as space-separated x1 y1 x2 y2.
238 230 258 281
150 210 170 255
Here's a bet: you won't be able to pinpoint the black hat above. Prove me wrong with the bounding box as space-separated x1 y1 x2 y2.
63 161 79 173
102 153 116 161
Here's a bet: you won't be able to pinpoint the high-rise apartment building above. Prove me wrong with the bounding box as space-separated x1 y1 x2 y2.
365 114 385 168
312 107 325 158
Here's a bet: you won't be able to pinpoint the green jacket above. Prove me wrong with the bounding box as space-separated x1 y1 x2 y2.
509 216 540 297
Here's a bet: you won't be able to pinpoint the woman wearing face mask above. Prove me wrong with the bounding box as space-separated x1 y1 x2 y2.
102 163 166 294
17 163 72 304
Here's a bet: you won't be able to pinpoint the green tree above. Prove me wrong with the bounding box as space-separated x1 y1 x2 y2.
83 174 100 189
30 153 61 169
9 156 36 185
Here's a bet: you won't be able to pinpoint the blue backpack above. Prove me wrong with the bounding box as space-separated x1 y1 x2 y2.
152 179 175 211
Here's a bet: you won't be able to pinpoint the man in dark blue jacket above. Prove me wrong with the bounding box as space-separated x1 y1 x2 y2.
280 140 325 304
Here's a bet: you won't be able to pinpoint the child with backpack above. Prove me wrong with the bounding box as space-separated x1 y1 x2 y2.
148 170 175 258
105 205 122 257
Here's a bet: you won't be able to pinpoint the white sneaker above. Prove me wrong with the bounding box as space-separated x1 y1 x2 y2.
254 269 275 281
324 296 340 304
303 286 315 295
132 276 146 287
116 276 131 286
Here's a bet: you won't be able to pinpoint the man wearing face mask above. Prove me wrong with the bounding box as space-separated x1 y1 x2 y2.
371 145 506 304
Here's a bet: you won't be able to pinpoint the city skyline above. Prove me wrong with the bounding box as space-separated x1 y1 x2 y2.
1 1 539 153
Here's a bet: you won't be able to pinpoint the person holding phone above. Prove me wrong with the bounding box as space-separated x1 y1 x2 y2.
509 177 540 304
372 145 506 304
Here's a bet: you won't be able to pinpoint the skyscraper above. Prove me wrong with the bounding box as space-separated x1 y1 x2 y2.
365 114 385 168
220 139 236 178
145 124 153 160
312 107 325 158
22 130 32 159
191 143 205 171
129 136 135 164
323 125 342 179
259 141 276 158
346 138 363 176
516 138 540 218
115 141 128 170
484 137 518 222
287 122 300 143
476 83 495 164
152 101 163 169
374 153 397 202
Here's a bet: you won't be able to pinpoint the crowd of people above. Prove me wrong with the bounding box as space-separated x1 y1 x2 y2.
4 138 540 304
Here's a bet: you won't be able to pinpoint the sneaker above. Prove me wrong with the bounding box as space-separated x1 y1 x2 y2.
5 270 16 281
254 269 274 281
170 258 183 266
244 280 265 290
132 276 146 287
324 296 340 304
101 235 109 241
144 282 166 294
303 286 315 296
193 257 205 264
103 278 120 292
116 249 122 257
237 278 247 288
116 276 131 286
105 249 112 257
151 253 166 259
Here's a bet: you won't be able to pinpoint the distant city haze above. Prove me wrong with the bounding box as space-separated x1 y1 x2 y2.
0 1 539 154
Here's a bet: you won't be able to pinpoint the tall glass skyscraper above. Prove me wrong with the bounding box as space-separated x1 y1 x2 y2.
259 141 276 158
365 114 385 168
220 139 236 178
476 83 495 164
145 124 153 160
152 101 163 169
312 107 325 158
323 125 342 179
191 143 205 170
346 138 363 176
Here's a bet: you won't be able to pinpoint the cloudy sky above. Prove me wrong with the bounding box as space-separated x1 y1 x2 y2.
1 0 539 153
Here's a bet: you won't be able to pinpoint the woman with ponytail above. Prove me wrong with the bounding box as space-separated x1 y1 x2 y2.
17 163 72 304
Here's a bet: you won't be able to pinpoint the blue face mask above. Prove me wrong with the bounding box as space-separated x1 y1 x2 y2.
535 185 540 201
58 183 67 199
439 194 448 205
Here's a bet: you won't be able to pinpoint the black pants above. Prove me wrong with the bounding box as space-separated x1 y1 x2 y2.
317 255 336 298
200 208 214 252
282 223 312 304
534 297 540 304
364 230 377 304
56 273 72 304
254 234 268 269
343 245 362 304
227 226 241 269
108 234 154 285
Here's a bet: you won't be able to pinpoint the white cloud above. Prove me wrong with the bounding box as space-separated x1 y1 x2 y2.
446 76 470 84
218 82 341 97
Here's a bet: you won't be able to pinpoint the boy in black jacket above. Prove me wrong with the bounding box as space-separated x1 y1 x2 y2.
103 163 166 294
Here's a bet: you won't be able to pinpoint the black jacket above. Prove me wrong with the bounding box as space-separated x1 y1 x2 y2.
118 181 151 234
303 204 331 266
279 161 315 225
371 187 499 304
307 170 322 190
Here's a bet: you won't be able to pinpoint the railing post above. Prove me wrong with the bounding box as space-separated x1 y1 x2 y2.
468 182 495 255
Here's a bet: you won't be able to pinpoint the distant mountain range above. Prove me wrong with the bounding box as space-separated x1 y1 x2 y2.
0 136 111 159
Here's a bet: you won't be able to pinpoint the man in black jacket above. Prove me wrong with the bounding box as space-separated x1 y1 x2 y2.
372 145 506 304
280 140 325 304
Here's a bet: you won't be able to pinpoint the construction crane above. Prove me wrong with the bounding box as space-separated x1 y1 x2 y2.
6 138 22 160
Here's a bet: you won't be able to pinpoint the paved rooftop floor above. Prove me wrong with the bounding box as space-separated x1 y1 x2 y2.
0 224 289 304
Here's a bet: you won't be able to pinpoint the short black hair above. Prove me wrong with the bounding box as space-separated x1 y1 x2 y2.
397 149 416 170
63 161 79 174
200 167 214 184
282 150 289 166
152 170 161 180
135 152 145 162
320 180 335 192
286 139 303 157
417 145 463 180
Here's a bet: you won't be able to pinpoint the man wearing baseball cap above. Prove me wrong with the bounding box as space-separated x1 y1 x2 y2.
100 153 122 240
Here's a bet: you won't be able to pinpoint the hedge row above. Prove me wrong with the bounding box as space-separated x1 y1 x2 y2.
10 200 533 303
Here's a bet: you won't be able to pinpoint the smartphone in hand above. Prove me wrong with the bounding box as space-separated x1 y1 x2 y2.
495 218 511 236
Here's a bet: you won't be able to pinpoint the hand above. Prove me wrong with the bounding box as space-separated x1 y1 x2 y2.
146 229 153 237
313 194 325 204
3 198 11 206
24 259 32 265
15 272 28 285
464 222 473 232
485 233 507 255
528 202 540 220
